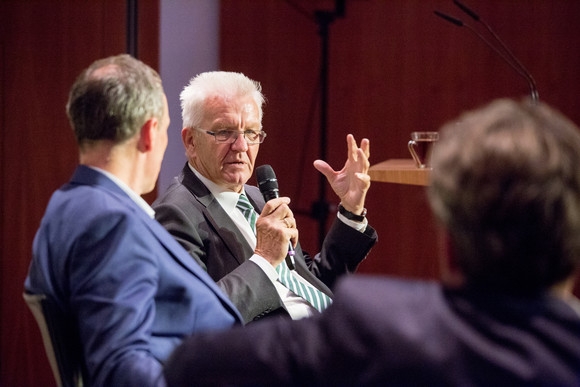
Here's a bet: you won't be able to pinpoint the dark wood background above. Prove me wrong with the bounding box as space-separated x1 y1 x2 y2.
2 1 579 385
0 1 160 385
218 0 580 287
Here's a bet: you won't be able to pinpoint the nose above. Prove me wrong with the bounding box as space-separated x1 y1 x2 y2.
230 132 249 152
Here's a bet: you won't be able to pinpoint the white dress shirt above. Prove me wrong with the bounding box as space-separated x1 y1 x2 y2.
88 166 155 219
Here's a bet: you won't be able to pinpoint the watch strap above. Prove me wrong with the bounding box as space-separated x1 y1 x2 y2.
338 203 366 222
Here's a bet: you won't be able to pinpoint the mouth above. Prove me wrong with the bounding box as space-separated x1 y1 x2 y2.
225 161 247 167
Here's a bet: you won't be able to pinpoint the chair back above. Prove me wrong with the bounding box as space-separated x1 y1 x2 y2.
23 292 86 387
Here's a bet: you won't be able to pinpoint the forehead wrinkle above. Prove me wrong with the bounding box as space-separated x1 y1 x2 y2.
203 95 260 129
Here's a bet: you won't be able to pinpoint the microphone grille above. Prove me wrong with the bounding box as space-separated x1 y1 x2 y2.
256 165 279 193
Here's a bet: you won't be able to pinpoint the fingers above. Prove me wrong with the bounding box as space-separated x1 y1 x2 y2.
348 134 370 159
289 227 299 249
356 147 370 174
360 137 370 159
312 159 333 179
285 220 299 249
282 217 296 229
261 197 291 216
313 134 371 206
347 134 357 161
346 134 370 165
255 197 298 267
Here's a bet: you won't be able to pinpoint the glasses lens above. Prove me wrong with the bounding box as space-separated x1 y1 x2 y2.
212 130 265 144
214 130 233 143
244 131 260 143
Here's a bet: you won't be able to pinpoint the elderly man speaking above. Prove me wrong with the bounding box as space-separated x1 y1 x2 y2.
153 71 377 323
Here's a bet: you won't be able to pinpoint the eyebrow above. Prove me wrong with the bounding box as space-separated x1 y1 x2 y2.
211 123 261 131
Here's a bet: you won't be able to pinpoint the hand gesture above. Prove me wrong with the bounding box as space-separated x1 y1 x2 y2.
313 134 370 215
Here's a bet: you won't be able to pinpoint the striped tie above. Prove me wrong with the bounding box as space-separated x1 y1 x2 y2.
276 260 332 313
236 193 332 313
236 193 257 233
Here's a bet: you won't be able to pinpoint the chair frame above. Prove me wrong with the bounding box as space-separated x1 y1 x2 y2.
23 292 86 387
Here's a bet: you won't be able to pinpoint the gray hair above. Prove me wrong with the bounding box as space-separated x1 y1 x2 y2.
180 71 264 130
428 99 580 294
66 54 165 146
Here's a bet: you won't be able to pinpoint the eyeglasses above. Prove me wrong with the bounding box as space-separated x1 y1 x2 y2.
195 128 267 145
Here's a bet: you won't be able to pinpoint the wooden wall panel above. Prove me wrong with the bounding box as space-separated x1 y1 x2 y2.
219 0 580 287
0 1 159 385
1 1 578 385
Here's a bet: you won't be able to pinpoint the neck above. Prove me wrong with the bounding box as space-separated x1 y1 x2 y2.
551 275 577 300
80 140 146 195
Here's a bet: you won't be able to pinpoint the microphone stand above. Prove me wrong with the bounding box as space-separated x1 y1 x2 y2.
310 1 346 249
435 0 539 104
126 0 138 57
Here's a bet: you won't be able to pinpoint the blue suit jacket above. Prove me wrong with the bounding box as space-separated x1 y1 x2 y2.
25 166 242 386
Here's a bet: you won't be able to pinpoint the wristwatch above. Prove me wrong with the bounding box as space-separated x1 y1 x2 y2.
338 203 367 222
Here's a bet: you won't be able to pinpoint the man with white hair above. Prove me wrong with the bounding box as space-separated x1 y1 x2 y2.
154 71 377 323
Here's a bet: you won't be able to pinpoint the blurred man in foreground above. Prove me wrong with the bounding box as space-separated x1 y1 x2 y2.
164 99 580 386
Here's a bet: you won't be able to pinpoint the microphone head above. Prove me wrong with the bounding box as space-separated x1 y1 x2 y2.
256 164 279 200
453 0 480 22
434 11 464 27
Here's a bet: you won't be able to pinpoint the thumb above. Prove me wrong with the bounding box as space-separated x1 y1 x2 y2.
313 160 334 179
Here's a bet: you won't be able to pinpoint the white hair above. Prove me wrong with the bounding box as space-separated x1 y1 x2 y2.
180 71 265 130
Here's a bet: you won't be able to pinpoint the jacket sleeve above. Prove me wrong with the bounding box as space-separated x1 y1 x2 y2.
154 194 288 324
299 217 378 290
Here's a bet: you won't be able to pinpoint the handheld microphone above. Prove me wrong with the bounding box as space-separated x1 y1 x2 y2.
256 164 296 270
435 0 539 104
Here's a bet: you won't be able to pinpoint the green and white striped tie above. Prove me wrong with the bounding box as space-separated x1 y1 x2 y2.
236 193 332 313
236 193 257 233
276 260 332 312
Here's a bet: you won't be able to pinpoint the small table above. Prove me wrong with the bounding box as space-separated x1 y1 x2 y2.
369 159 430 186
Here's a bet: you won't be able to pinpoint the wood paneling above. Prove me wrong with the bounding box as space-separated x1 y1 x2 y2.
219 0 580 285
1 1 579 384
0 1 159 385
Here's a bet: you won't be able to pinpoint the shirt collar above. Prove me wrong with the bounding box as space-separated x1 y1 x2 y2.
188 163 246 213
87 166 155 219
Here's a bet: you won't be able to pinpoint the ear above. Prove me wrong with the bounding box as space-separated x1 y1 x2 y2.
138 117 159 153
182 127 196 158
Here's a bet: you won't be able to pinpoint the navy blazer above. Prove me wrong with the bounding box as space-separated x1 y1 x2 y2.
25 166 242 386
153 163 378 323
165 275 580 386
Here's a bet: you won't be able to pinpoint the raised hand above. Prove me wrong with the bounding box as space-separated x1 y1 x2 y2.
313 134 370 215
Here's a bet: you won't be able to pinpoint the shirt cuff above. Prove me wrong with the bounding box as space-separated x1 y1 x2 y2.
337 211 368 232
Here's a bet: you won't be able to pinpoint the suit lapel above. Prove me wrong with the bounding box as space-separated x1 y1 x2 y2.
180 165 254 264
244 186 266 213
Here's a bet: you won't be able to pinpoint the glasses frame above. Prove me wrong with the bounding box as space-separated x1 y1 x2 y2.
194 128 267 145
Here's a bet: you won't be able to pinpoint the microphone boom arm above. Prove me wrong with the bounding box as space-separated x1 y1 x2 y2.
434 2 539 104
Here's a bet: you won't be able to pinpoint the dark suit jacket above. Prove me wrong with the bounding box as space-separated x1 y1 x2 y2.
165 275 580 386
25 166 242 387
153 163 377 323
